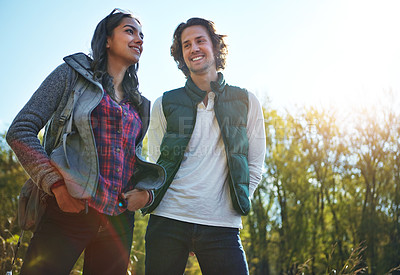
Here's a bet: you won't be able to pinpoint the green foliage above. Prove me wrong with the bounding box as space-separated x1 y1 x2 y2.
242 100 400 275
0 133 30 274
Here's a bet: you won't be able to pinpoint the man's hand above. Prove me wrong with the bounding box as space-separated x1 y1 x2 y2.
123 189 150 212
52 184 85 213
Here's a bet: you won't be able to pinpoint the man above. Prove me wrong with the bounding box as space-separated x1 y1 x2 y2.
144 17 266 275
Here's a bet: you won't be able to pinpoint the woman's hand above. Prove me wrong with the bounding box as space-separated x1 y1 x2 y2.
52 184 85 213
123 189 150 212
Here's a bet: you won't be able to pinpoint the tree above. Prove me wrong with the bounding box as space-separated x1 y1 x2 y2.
348 105 395 274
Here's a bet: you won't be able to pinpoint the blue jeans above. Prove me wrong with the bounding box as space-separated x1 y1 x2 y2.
20 197 135 275
145 215 249 275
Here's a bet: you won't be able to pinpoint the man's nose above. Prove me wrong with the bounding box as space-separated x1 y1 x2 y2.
191 43 200 52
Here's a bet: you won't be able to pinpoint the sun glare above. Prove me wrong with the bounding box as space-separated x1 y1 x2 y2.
227 0 400 114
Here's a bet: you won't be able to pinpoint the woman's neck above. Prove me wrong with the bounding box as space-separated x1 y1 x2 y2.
107 62 128 100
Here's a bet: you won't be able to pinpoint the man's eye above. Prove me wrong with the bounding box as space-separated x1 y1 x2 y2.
183 44 190 49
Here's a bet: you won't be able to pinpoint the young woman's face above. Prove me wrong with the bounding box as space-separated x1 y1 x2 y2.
106 17 144 67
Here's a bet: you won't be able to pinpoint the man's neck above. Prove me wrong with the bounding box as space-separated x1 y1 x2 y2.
190 71 218 107
190 71 218 93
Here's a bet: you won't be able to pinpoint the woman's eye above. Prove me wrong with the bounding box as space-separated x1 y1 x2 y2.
126 29 134 34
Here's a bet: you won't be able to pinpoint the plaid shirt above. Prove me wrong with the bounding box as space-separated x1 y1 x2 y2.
88 92 142 215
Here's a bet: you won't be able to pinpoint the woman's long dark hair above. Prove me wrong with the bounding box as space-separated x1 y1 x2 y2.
90 10 142 107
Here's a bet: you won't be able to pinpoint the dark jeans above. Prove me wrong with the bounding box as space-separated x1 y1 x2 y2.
20 198 135 275
145 215 249 275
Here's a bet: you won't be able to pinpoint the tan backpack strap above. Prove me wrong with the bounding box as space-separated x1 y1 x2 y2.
50 71 89 151
60 76 90 168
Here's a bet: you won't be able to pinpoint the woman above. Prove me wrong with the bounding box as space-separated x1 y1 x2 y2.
6 8 164 274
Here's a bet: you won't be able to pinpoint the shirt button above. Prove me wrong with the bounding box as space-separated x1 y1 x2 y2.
117 129 122 134
124 112 128 116
113 187 118 191
116 148 121 152
116 168 120 172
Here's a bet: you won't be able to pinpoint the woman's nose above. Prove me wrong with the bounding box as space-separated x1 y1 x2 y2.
135 35 143 45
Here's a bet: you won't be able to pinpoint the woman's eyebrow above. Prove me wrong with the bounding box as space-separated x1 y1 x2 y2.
123 24 144 38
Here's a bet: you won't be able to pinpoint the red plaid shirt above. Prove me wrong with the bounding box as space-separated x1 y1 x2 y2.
88 92 142 215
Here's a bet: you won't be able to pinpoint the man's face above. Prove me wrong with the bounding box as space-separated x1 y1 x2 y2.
181 25 216 77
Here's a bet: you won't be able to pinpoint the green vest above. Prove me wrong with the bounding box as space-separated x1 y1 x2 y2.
147 73 251 215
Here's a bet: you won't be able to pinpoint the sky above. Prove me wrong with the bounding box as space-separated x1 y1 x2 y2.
1 0 400 132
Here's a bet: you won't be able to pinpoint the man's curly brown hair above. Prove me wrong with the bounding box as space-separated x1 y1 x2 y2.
170 17 228 77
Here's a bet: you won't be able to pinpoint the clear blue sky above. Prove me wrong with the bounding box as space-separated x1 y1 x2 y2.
1 0 400 131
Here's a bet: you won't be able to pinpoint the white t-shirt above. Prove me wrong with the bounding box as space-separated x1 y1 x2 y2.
147 91 266 229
